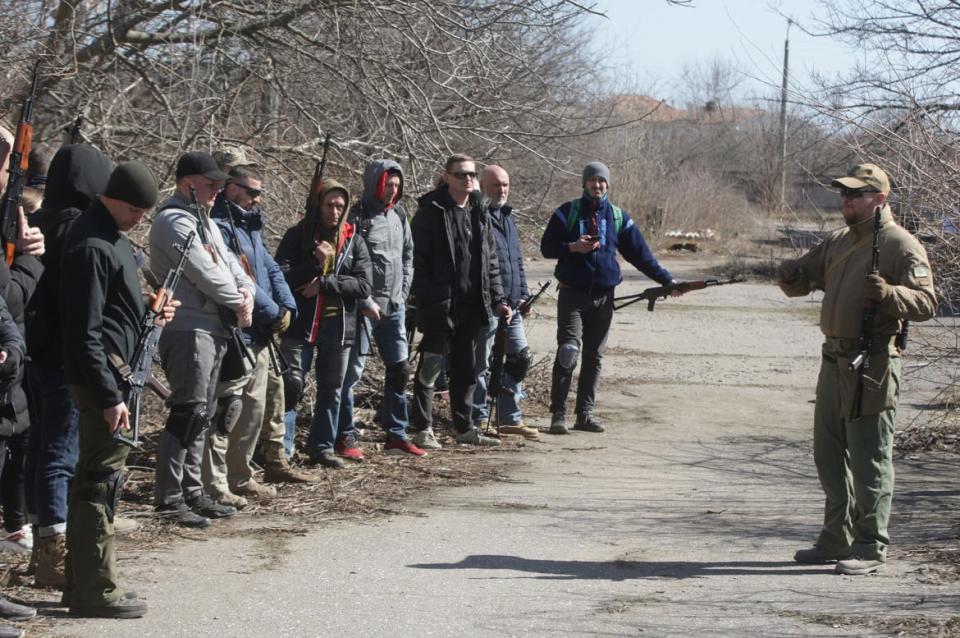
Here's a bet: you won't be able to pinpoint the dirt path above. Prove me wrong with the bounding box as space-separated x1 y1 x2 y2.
41 257 960 637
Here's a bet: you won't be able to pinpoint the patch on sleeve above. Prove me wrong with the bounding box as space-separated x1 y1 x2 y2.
913 265 930 279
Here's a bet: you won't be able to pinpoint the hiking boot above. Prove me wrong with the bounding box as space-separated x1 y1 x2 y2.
210 489 248 510
310 450 346 469
412 429 442 450
455 428 501 447
793 545 848 565
573 413 604 433
500 423 540 440
335 437 365 462
263 458 319 484
34 533 66 588
187 494 237 519
0 526 32 555
70 591 147 619
0 597 36 620
114 516 141 535
385 438 427 457
155 502 211 528
0 625 23 638
835 555 885 575
231 479 276 499
548 414 569 435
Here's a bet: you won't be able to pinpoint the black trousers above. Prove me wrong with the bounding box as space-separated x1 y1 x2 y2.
411 321 482 434
549 286 613 417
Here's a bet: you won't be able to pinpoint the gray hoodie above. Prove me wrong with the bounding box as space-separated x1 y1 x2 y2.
351 159 413 316
149 191 253 335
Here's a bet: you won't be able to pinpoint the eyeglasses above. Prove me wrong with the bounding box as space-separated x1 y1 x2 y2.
450 171 478 180
232 183 263 198
840 187 879 199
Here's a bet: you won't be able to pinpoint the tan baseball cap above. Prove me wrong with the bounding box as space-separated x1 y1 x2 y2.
831 163 890 195
213 146 252 170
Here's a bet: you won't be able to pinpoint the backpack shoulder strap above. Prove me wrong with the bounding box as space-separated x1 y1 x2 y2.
611 204 623 234
565 198 580 233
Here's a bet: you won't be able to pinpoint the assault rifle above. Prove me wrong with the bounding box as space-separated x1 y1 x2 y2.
849 206 882 420
484 280 551 435
220 198 290 376
0 62 40 266
115 232 195 447
67 114 83 144
305 133 332 218
612 277 745 311
187 187 256 378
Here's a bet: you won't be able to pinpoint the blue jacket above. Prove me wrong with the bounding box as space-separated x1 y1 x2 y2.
540 193 672 292
211 193 297 346
489 204 529 307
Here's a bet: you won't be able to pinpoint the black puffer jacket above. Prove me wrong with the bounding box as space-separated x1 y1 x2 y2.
410 184 505 333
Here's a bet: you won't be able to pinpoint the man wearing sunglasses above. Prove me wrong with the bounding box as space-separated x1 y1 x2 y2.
409 154 512 449
206 166 314 511
779 163 936 575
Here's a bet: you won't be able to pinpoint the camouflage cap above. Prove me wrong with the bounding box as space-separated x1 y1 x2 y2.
831 163 890 195
213 146 252 170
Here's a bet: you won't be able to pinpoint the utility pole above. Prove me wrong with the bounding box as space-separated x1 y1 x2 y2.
778 18 792 212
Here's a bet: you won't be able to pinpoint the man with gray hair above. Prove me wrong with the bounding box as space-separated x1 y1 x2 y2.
540 161 675 435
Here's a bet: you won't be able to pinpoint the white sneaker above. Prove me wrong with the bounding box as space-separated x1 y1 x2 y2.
0 526 32 555
413 428 442 450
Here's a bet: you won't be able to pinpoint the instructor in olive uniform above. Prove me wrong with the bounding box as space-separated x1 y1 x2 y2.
61 162 176 618
779 163 936 576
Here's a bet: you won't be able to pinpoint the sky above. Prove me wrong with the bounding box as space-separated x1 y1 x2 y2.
592 0 862 105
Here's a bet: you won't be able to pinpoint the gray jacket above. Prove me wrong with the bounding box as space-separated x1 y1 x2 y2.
149 191 254 335
350 159 413 317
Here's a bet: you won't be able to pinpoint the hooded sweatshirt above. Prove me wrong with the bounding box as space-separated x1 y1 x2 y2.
349 160 413 317
26 144 113 367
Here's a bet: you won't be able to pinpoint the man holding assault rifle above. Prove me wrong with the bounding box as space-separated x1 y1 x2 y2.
60 161 176 618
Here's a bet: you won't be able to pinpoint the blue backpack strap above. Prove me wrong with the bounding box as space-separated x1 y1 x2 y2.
564 198 580 234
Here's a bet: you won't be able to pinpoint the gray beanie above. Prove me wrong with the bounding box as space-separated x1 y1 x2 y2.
103 161 159 209
582 161 610 187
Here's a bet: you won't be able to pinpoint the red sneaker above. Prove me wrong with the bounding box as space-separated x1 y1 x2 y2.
384 438 427 457
334 438 365 462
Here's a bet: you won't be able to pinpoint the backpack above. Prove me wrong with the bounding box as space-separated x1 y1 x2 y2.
565 198 623 236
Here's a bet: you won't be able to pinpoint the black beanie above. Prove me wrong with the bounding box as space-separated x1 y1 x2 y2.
103 161 159 209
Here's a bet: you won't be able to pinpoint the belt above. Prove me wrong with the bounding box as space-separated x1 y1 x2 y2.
824 334 896 353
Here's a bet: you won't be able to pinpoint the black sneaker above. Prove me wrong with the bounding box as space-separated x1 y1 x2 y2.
0 597 35 621
548 413 569 435
70 591 147 619
155 501 211 528
573 413 604 433
310 450 346 469
0 625 23 638
187 494 237 519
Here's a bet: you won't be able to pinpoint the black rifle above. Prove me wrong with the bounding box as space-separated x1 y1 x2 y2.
613 277 745 311
221 199 290 376
484 280 551 435
68 114 83 144
115 232 196 447
0 62 40 266
849 206 882 420
188 187 256 376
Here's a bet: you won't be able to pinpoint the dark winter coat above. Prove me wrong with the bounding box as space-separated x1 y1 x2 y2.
488 204 529 308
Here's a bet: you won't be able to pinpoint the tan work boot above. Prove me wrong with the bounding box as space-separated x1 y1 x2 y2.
499 423 540 440
231 479 276 499
263 458 319 484
35 533 66 588
210 489 248 510
113 516 141 535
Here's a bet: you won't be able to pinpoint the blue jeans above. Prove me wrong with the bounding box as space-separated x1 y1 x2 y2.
338 308 410 442
25 363 80 535
471 312 527 426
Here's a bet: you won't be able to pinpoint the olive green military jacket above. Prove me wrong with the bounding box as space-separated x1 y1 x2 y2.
778 205 936 340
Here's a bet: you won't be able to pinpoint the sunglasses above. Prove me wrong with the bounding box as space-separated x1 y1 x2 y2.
449 171 478 180
232 183 263 198
840 187 879 199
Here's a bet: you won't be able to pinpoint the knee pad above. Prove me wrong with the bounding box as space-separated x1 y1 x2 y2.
386 361 410 393
282 366 305 413
85 469 122 524
556 343 579 370
416 353 444 388
212 394 243 437
504 347 534 382
165 403 208 447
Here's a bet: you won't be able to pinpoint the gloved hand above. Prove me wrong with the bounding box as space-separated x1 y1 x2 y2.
272 308 292 334
777 260 802 284
864 273 892 303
